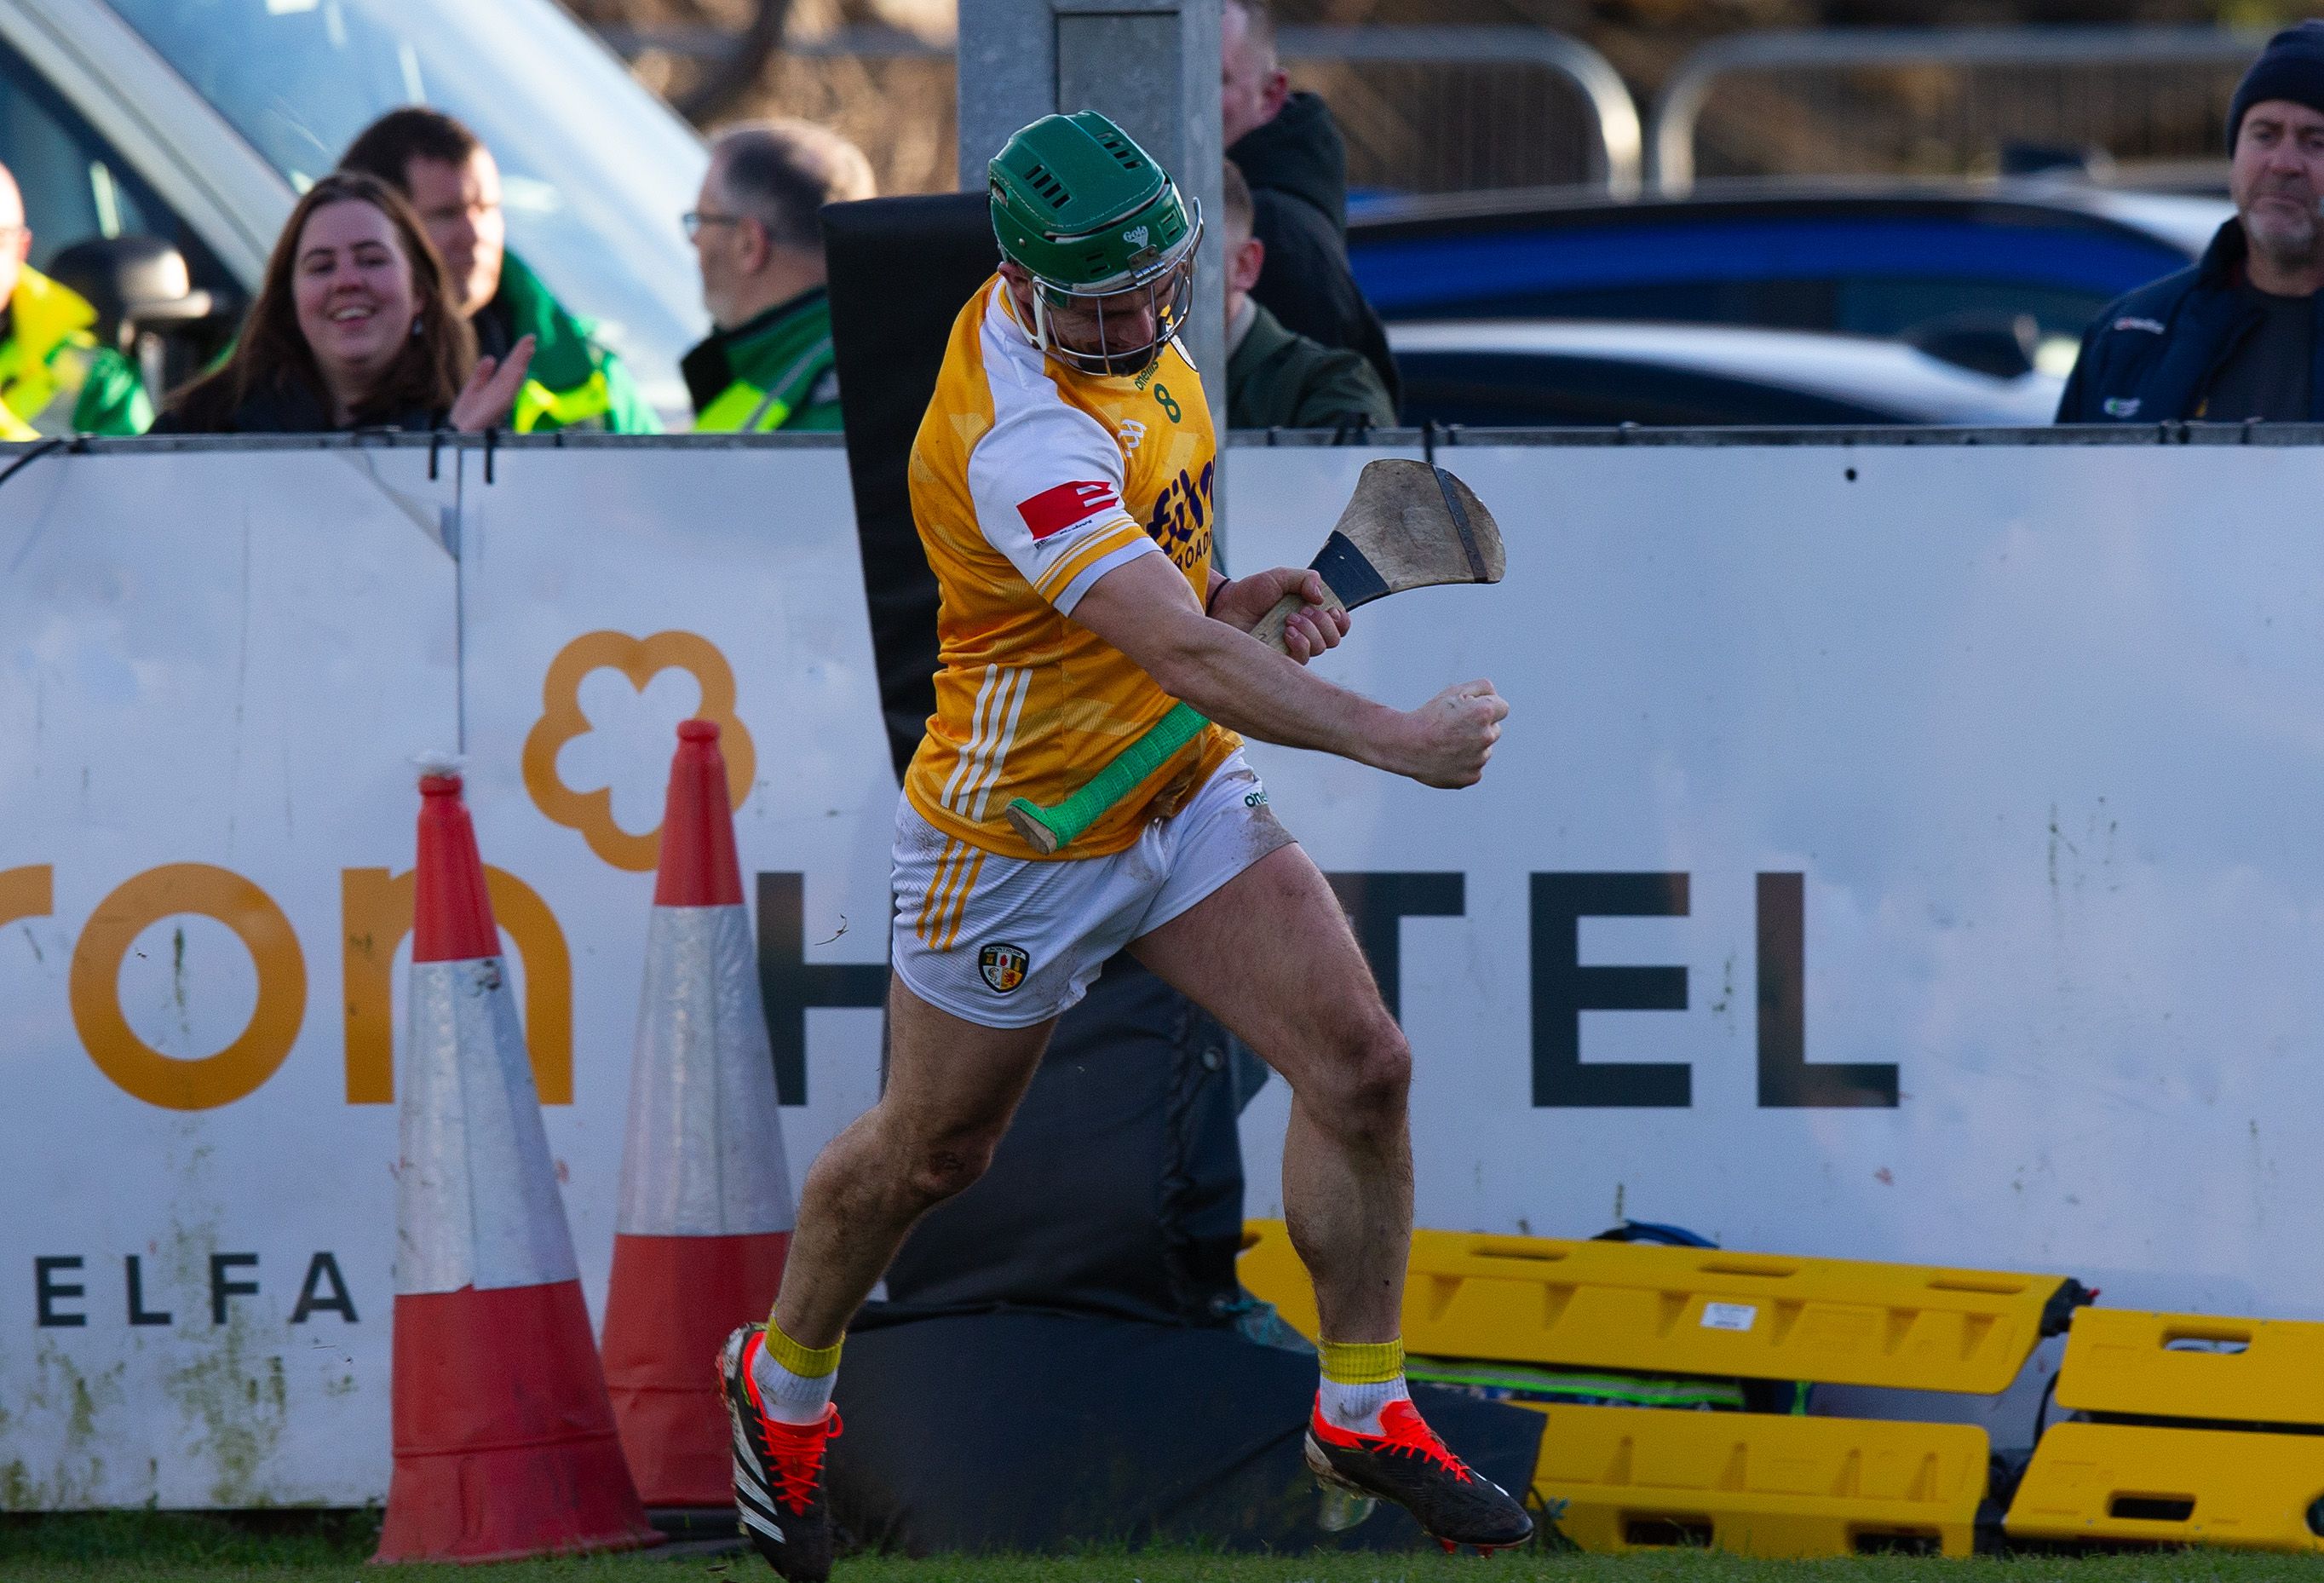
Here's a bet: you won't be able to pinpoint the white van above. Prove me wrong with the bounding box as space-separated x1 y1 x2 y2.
0 0 707 417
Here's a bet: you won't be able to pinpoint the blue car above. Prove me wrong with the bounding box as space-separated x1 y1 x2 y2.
1349 181 2228 359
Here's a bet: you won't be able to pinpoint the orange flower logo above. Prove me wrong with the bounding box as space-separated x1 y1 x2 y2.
521 630 756 872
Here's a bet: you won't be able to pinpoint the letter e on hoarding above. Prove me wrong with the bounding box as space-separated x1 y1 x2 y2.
35 1256 84 1327
1531 872 1692 1108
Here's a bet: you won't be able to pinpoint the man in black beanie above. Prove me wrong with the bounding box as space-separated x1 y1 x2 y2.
2057 20 2324 423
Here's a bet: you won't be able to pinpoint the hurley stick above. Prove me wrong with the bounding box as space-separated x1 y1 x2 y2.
1004 460 1504 855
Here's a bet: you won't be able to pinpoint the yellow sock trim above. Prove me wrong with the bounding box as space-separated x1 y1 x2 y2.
1319 1337 1405 1385
762 1319 843 1379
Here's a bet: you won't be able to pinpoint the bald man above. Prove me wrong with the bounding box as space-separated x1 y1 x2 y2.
0 162 152 439
1222 0 1397 406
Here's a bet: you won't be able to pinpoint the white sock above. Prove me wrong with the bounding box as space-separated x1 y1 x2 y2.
751 1337 838 1425
1318 1373 1411 1436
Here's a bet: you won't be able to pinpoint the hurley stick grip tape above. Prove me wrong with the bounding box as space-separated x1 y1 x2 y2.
1004 701 1210 855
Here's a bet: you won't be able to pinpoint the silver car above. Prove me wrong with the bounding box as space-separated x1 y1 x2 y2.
1390 319 2068 429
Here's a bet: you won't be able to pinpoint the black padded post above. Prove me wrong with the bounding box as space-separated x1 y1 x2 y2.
824 193 999 781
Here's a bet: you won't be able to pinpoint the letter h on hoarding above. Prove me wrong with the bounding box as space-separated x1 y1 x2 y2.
756 872 888 1106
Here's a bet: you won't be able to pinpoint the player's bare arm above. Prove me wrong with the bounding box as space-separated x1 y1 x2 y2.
1071 551 1507 788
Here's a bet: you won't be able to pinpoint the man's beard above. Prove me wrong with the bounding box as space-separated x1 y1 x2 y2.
2246 190 2324 274
1082 343 1161 377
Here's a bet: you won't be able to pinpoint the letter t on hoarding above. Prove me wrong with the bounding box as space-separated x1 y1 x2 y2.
1326 872 1464 1021
1531 872 1691 1108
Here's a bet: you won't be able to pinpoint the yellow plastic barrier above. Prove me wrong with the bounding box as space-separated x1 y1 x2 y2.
1239 1220 2076 1393
1527 1402 1988 1557
2056 1308 2324 1424
2004 1420 2324 1551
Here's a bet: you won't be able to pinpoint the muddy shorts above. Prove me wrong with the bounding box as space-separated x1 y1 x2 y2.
889 751 1294 1028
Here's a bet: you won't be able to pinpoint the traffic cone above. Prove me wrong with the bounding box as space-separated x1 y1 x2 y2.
376 762 656 1563
601 720 797 1507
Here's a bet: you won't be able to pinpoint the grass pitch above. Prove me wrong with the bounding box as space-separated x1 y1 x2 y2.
8 1513 2324 1583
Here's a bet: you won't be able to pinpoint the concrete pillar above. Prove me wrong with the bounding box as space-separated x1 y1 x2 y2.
956 0 1226 432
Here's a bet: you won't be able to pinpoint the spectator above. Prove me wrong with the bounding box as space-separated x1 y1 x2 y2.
683 118 874 432
2059 21 2324 423
1222 161 1394 430
158 172 531 434
1222 0 1398 406
0 159 151 438
340 108 659 434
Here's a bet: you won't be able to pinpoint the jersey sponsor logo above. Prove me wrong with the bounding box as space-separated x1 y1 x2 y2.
1018 479 1122 540
2103 396 2142 417
1144 458 1215 572
979 941 1029 993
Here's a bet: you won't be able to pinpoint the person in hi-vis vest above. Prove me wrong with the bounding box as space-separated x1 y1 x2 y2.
682 120 874 434
0 160 152 440
340 108 659 436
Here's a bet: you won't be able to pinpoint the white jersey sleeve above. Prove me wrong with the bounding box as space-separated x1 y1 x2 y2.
966 304 1159 615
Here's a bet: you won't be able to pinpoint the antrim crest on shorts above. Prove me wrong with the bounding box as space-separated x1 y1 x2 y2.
978 942 1030 993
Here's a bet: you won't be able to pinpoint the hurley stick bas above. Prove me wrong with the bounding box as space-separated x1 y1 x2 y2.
1004 458 1506 855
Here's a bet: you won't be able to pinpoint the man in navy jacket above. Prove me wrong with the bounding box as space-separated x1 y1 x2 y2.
2059 22 2324 423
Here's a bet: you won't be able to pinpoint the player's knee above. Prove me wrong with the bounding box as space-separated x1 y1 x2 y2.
900 1135 999 1206
1330 1016 1412 1133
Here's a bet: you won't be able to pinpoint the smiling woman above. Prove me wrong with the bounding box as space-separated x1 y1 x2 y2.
103 0 707 417
155 172 531 434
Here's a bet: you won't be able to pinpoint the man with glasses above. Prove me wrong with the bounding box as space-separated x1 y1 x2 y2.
0 160 152 439
714 112 1524 1583
682 120 874 433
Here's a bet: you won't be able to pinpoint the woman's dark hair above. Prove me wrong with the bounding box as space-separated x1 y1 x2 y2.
168 171 473 429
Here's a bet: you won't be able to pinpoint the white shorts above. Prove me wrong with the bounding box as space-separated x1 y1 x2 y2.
889 751 1295 1028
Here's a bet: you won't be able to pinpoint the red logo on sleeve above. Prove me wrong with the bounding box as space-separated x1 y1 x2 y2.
1017 480 1121 541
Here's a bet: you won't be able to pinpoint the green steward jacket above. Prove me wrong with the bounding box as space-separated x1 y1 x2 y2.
481 252 660 435
0 266 152 439
682 287 841 432
1225 299 1396 431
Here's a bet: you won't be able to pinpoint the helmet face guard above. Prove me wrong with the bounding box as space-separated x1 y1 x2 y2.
1026 210 1203 378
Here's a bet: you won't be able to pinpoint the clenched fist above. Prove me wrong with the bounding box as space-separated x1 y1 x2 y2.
1392 679 1507 788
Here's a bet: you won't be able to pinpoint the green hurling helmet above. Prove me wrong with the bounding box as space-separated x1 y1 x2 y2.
990 111 1203 377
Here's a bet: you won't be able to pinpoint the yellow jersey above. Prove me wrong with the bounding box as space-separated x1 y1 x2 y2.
904 277 1237 860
